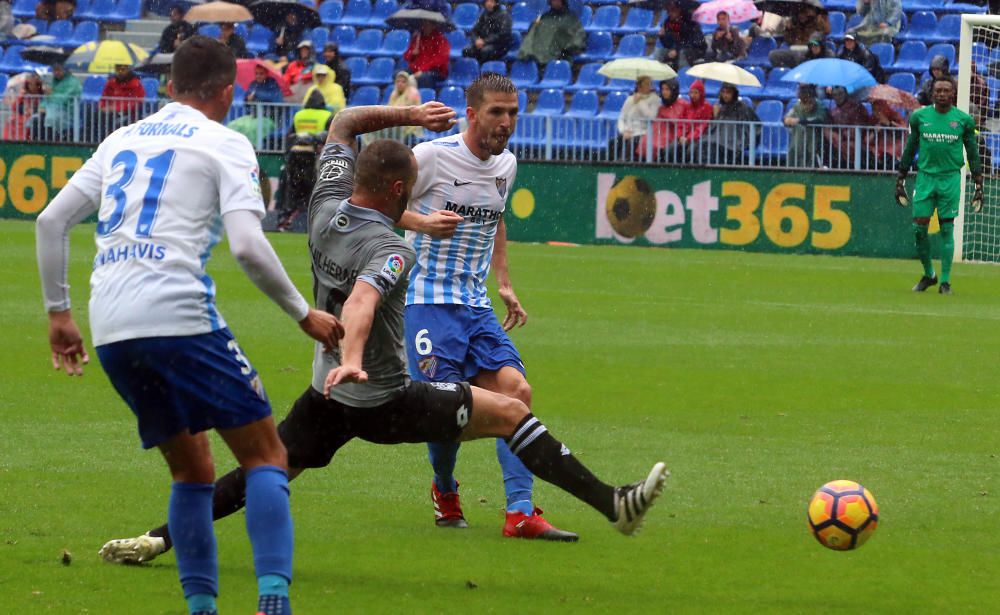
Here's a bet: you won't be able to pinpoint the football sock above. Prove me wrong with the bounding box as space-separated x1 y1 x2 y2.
168 482 218 603
506 414 616 521
185 593 217 615
495 438 535 515
257 594 292 615
427 441 459 493
913 223 934 278
150 467 249 554
245 466 293 586
940 221 955 283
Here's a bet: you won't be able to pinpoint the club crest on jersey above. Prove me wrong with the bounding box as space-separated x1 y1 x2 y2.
334 213 349 229
380 254 405 284
249 167 262 198
950 121 959 129
418 356 438 378
495 177 507 198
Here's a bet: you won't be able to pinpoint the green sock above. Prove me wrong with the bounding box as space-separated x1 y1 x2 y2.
913 223 934 278
940 221 955 283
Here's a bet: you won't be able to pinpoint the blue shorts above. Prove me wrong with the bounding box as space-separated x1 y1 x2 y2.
404 304 524 382
96 328 272 449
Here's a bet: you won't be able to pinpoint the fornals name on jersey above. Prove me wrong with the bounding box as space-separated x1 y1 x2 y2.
444 201 502 223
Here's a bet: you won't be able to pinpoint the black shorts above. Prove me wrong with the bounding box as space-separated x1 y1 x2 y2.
277 381 474 469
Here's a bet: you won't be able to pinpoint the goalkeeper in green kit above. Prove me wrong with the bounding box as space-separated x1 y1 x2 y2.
897 79 983 295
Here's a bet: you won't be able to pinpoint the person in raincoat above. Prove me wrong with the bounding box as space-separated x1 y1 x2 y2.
4 71 43 140
639 78 688 162
847 0 902 46
517 0 584 66
688 82 759 164
784 83 829 167
302 63 345 114
824 85 871 169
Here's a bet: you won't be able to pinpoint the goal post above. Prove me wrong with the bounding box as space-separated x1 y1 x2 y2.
958 14 1000 263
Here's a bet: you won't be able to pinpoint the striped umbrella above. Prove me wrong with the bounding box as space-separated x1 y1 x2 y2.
67 40 149 74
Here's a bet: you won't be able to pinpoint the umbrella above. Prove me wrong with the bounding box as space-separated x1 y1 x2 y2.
248 0 320 30
686 62 761 87
135 52 174 75
67 40 149 74
184 1 252 23
781 58 876 93
227 114 276 145
754 0 826 17
386 8 455 32
21 45 71 65
867 84 920 111
693 0 761 25
627 0 698 11
235 58 293 97
598 58 677 81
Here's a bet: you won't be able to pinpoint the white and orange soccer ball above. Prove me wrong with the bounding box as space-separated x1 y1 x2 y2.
807 480 879 551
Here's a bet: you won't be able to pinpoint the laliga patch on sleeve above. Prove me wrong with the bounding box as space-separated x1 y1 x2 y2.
249 166 262 198
379 254 405 285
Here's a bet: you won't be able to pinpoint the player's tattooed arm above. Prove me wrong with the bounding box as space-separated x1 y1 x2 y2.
326 102 457 151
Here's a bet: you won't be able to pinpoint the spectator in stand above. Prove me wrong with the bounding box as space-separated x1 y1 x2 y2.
32 62 80 141
156 5 195 54
365 71 424 145
5 71 43 140
969 60 989 128
917 55 956 107
707 10 746 63
674 79 714 158
690 82 759 164
607 75 659 161
284 40 315 90
322 43 351 95
517 0 585 66
867 98 905 170
404 21 450 89
0 0 12 40
99 63 145 137
847 0 901 46
639 79 688 162
655 0 706 70
838 33 884 84
799 31 834 65
219 21 251 59
35 0 74 21
824 85 871 169
463 0 514 63
246 64 284 104
302 63 345 113
274 11 307 59
784 83 829 168
292 90 332 135
768 5 830 68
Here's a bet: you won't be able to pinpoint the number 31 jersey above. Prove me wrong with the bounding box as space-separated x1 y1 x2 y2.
66 102 266 346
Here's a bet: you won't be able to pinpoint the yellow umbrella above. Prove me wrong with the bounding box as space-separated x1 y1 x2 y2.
185 1 253 23
598 58 677 82
68 40 149 74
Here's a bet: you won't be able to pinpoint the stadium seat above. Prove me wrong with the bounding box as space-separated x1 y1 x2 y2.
141 77 159 100
756 99 788 161
887 72 916 94
47 20 73 44
509 60 538 88
111 0 142 21
81 75 107 104
443 57 479 87
438 85 467 116
940 0 987 13
504 31 522 62
578 31 613 63
340 0 373 27
972 42 991 73
613 7 652 35
350 85 380 106
739 66 766 98
566 62 604 92
565 89 599 117
247 24 276 56
511 2 541 32
532 59 571 90
828 12 845 42
69 20 100 48
888 41 927 74
368 0 398 28
372 29 409 57
199 23 221 39
11 0 35 19
735 36 775 68
926 43 957 73
344 56 367 80
532 88 564 116
0 47 39 73
897 11 935 43
447 30 467 59
600 77 633 94
760 67 797 101
453 3 480 31
869 42 894 69
309 26 329 51
823 0 855 9
612 33 646 59
342 28 383 56
353 56 395 86
76 0 116 22
320 0 344 26
585 5 619 33
577 5 593 31
419 87 435 101
481 60 507 75
597 90 627 118
931 15 961 45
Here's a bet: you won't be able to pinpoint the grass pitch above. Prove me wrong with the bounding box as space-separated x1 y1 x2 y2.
3 218 1000 614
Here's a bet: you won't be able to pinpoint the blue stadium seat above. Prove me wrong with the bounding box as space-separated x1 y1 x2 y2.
372 29 409 57
481 60 506 75
518 89 528 112
419 87 435 101
81 75 107 104
577 5 592 31
344 56 367 80
533 88 564 115
47 20 73 43
511 2 541 32
597 90 627 118
760 67 797 101
889 41 927 74
735 36 775 68
828 12 845 42
566 89 598 117
930 15 961 45
926 43 956 73
342 28 383 56
509 60 538 88
447 30 467 59
824 0 854 9
320 0 344 26
111 0 142 21
869 42 894 69
504 31 522 62
0 46 43 73
887 72 916 94
77 0 116 21
756 99 788 160
141 77 159 100
11 0 35 19
902 0 937 10
897 11 936 43
368 0 398 28
75 0 91 17
612 33 646 59
350 85 380 106
612 7 652 35
353 56 394 86
972 42 991 73
453 3 480 31
247 24 276 56
443 57 479 87
566 62 604 92
940 0 987 13
578 31 613 63
438 85 467 116
533 59 571 90
309 26 329 51
600 77 633 94
340 0 372 27
68 20 99 48
199 23 221 39
585 4 618 33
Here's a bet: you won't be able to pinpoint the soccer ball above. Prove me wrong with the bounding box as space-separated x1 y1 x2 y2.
605 175 656 238
807 480 879 551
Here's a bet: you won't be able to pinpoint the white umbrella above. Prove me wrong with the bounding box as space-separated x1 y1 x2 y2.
685 62 762 87
598 58 677 81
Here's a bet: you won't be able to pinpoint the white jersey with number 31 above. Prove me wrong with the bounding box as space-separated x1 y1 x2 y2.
67 102 266 346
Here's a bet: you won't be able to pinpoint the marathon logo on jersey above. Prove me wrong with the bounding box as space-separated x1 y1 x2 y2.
923 132 960 144
380 254 405 285
249 166 262 198
418 356 438 378
444 201 502 224
495 177 507 198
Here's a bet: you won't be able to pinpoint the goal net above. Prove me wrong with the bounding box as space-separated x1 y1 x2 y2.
958 15 1000 263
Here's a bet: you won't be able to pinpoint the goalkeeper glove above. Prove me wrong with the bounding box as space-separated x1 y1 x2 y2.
895 175 909 207
971 174 984 214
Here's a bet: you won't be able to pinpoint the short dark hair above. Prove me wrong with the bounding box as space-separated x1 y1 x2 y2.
355 139 416 193
466 72 517 109
171 36 237 101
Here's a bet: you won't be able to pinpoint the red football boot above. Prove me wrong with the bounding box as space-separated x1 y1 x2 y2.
503 507 579 542
431 480 468 528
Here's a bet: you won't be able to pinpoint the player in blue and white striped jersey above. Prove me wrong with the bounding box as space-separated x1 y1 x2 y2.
399 73 576 541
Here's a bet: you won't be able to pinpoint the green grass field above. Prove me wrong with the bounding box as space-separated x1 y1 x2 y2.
3 218 1000 614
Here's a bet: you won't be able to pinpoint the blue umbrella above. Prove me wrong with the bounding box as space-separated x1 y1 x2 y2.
781 58 876 93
